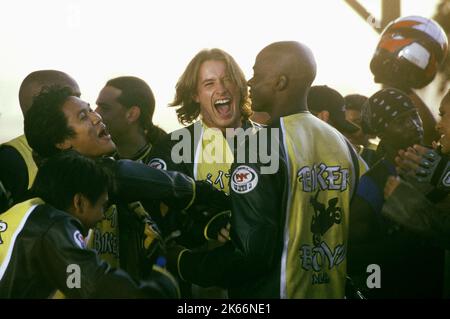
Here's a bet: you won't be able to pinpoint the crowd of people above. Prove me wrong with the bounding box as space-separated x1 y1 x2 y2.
0 15 449 299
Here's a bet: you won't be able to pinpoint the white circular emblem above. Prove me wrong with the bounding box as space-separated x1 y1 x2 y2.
443 171 450 187
231 165 259 194
148 158 167 170
73 230 86 249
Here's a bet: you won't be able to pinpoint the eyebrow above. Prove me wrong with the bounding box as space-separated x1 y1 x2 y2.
201 78 215 85
78 102 91 113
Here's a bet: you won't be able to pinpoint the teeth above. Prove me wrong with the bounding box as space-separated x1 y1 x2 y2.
215 99 230 105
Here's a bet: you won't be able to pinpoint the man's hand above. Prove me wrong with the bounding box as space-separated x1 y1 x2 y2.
395 144 449 201
217 223 231 243
395 144 437 177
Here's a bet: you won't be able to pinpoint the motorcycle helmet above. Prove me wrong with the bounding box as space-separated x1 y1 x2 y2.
370 15 448 89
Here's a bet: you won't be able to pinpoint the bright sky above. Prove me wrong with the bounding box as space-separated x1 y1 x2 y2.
0 0 441 143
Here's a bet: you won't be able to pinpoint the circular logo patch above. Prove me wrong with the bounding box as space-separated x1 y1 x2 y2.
443 171 450 187
73 230 86 249
231 165 259 194
148 158 167 170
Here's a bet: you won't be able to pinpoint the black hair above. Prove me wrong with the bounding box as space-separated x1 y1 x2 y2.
344 94 368 112
31 150 111 211
106 76 167 144
24 85 76 158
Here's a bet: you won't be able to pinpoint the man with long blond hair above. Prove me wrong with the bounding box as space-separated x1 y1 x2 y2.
170 48 252 128
149 48 260 239
148 48 260 298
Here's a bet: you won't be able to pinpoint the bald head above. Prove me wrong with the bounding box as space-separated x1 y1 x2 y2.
249 41 316 118
19 70 80 115
258 41 316 89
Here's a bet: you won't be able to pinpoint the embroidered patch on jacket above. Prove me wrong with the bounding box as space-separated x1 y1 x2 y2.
231 165 258 194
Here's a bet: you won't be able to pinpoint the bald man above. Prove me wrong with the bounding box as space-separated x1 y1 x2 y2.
169 42 364 298
0 70 80 212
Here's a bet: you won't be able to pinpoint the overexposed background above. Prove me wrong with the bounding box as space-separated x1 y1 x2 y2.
0 0 443 143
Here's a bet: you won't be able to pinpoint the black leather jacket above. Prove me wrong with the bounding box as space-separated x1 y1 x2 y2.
0 200 179 298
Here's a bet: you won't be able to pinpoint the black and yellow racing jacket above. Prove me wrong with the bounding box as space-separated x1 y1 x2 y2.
148 119 261 193
176 112 365 298
147 119 261 245
0 198 179 298
88 159 197 276
0 135 38 211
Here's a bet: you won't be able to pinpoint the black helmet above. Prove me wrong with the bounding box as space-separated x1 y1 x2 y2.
370 16 448 89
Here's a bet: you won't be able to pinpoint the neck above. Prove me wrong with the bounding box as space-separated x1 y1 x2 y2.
115 130 148 159
203 118 242 136
269 95 308 123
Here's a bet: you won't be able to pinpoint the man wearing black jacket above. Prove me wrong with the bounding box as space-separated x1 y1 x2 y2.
0 151 178 298
22 85 227 286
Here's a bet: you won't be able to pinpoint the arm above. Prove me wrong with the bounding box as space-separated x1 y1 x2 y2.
113 159 196 211
382 178 450 248
38 217 179 298
175 160 284 289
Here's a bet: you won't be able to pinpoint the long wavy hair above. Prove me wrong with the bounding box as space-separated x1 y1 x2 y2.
170 48 252 125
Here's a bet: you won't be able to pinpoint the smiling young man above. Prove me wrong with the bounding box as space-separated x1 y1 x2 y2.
149 49 256 191
148 49 258 243
148 49 259 297
25 86 115 160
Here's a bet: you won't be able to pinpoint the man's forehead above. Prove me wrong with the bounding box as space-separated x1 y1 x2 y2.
199 60 227 75
97 86 122 103
63 96 89 111
254 51 275 68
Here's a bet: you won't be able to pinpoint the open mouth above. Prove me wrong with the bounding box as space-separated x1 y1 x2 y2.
214 98 232 117
98 125 111 140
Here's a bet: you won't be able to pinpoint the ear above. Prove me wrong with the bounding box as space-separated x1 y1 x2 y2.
317 111 330 123
275 75 288 91
56 139 72 151
193 94 200 103
72 193 84 215
126 106 141 124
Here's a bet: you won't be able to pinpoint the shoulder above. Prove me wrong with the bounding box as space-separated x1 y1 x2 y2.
38 205 87 248
0 144 25 165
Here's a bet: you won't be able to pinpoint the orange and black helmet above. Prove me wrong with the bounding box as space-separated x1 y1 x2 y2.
370 16 448 89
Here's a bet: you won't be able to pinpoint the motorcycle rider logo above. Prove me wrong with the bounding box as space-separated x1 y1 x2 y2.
0 221 7 244
309 190 342 246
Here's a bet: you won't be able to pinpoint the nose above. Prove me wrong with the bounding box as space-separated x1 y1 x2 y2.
89 110 103 125
247 77 253 87
217 79 227 93
435 119 442 133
